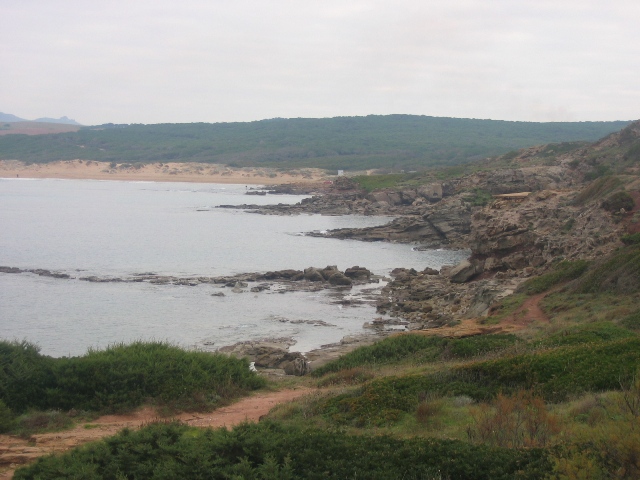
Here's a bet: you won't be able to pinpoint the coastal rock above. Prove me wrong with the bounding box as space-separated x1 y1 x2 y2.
218 342 310 376
448 259 484 283
327 271 352 286
344 266 372 280
280 353 310 376
303 267 325 282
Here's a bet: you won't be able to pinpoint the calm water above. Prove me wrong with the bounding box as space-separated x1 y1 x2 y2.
0 178 468 357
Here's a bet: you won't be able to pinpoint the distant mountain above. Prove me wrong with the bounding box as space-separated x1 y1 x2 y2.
0 112 26 122
33 116 81 125
0 112 81 125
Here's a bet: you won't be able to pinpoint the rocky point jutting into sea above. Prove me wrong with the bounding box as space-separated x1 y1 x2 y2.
219 120 640 372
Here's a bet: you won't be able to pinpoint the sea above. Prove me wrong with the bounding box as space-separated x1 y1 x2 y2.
0 178 469 357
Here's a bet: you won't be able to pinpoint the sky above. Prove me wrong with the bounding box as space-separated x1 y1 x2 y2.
1 0 639 125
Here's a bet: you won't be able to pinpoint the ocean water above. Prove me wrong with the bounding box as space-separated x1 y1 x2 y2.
0 178 468 357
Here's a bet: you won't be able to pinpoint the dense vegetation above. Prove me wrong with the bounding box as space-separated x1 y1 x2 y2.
13 421 552 479
0 341 264 419
0 115 629 171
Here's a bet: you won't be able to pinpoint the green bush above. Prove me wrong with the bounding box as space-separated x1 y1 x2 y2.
461 338 640 402
0 340 56 412
352 173 406 191
445 334 519 359
518 260 589 295
621 233 640 245
0 340 265 414
14 421 552 479
320 338 640 426
312 334 519 377
463 188 493 206
602 191 634 213
0 400 13 433
312 335 445 376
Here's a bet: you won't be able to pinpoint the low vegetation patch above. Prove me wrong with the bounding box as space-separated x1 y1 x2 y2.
351 173 407 191
571 244 640 294
318 337 640 427
518 260 589 295
462 188 493 206
311 333 519 377
13 421 552 480
535 322 635 348
573 176 623 205
0 340 265 419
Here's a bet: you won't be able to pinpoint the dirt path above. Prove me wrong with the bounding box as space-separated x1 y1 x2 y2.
502 292 550 327
0 387 313 479
412 292 550 339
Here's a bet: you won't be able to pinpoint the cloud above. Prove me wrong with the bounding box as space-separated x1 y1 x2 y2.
1 0 638 124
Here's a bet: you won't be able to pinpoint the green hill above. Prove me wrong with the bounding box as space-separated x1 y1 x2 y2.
0 115 630 171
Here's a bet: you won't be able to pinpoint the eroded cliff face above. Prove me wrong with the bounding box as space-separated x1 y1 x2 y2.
469 190 622 275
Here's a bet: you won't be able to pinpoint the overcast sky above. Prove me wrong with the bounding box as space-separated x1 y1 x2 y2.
1 0 638 125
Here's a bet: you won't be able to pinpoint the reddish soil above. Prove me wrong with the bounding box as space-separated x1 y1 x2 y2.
412 293 550 339
501 292 550 327
0 388 313 479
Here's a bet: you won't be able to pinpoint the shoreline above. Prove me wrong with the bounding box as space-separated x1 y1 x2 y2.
0 160 328 185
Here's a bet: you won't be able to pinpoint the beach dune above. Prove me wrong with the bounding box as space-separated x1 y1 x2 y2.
0 160 327 185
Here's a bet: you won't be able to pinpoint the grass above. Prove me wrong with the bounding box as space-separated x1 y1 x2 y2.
351 173 408 191
517 260 589 295
311 333 520 377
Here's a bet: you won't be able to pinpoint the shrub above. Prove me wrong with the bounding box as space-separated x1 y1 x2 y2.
0 340 265 414
444 334 519 359
470 390 561 448
319 338 640 426
13 421 553 479
311 335 446 376
461 338 640 402
416 395 445 425
47 341 265 412
0 400 13 433
602 191 635 213
463 188 493 206
352 173 405 192
621 233 640 245
312 333 519 377
0 340 56 412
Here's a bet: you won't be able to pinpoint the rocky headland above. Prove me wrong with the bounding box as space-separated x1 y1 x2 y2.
218 120 640 367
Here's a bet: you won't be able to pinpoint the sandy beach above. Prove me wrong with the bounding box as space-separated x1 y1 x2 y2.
0 160 328 185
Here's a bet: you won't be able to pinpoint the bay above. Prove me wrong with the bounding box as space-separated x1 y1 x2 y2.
0 178 468 357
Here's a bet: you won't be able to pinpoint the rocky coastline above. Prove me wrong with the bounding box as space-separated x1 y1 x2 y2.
215 121 640 373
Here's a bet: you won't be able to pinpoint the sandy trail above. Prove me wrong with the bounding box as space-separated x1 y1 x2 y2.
0 387 312 479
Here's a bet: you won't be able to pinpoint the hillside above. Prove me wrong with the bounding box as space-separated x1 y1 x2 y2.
0 115 630 171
